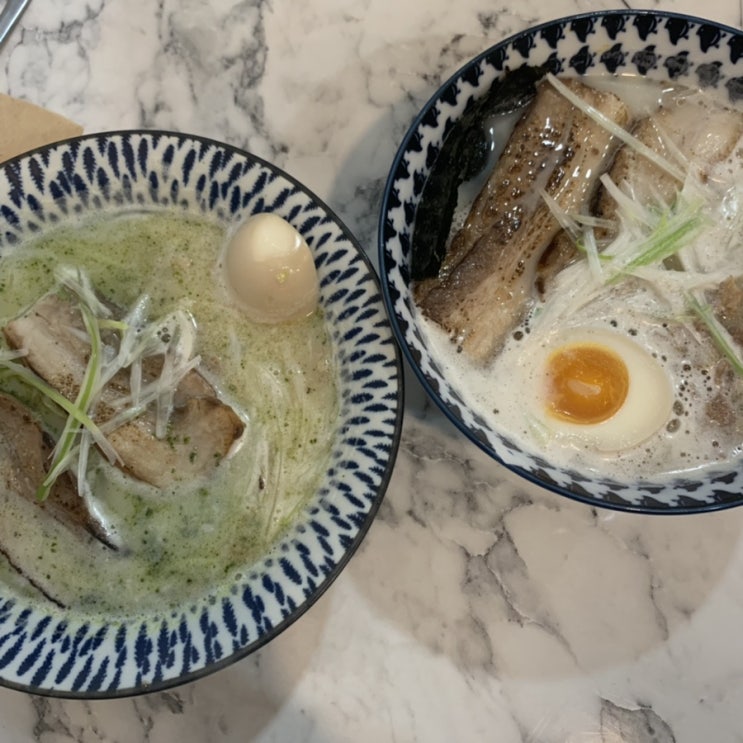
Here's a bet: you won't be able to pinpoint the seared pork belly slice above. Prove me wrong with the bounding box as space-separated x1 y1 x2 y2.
417 79 631 364
4 293 245 489
0 393 113 542
0 393 114 608
106 388 244 488
595 96 743 230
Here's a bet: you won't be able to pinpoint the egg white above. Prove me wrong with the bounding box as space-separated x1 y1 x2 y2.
526 327 674 453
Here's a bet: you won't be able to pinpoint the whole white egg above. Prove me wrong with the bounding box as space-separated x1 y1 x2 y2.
225 213 319 323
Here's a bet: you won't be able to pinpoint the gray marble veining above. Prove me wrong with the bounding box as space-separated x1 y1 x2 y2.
2 0 743 740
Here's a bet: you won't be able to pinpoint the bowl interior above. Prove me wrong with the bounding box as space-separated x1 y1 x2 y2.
0 131 403 696
380 10 743 514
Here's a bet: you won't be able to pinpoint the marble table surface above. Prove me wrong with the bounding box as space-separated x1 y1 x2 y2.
3 0 743 740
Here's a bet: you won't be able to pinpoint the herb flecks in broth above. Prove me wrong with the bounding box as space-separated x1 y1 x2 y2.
0 210 339 618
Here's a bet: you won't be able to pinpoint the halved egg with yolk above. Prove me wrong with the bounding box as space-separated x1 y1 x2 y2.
533 329 673 452
545 343 629 425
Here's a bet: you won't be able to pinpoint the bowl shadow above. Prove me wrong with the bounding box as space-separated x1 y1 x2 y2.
347 372 743 680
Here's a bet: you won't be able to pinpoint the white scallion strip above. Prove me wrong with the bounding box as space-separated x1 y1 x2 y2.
102 294 150 390
651 120 691 175
75 429 93 500
37 303 107 501
629 266 742 294
545 73 687 183
101 310 202 440
580 226 604 283
0 348 28 362
538 188 611 279
539 187 581 241
598 174 657 231
571 213 615 230
55 266 112 321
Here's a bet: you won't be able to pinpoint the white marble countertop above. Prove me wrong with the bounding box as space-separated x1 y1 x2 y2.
3 0 743 740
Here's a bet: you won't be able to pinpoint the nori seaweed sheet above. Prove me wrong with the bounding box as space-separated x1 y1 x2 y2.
411 64 549 281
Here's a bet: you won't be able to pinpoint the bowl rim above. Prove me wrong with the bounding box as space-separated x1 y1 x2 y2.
0 128 405 698
378 8 743 516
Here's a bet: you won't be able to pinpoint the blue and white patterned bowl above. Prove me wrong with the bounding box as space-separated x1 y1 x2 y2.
379 10 743 515
0 131 403 696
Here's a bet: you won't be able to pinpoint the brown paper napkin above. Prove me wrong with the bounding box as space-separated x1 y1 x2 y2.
0 93 82 163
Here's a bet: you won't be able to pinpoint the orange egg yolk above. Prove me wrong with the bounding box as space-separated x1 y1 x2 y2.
544 343 629 425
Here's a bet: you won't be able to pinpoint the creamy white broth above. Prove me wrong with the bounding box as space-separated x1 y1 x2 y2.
0 209 339 618
416 74 743 480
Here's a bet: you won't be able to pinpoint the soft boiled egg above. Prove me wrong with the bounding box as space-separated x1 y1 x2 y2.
529 328 674 452
225 213 319 323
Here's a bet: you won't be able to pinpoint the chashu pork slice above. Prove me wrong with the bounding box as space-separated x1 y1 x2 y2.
4 293 245 489
0 393 115 608
531 92 743 299
417 78 631 364
595 93 743 230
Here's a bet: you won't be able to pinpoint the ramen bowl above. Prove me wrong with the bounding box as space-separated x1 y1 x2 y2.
379 9 743 514
0 131 403 696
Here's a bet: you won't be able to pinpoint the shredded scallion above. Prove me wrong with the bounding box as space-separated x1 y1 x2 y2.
0 359 115 460
609 204 705 282
37 303 104 501
546 73 687 183
0 267 203 501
